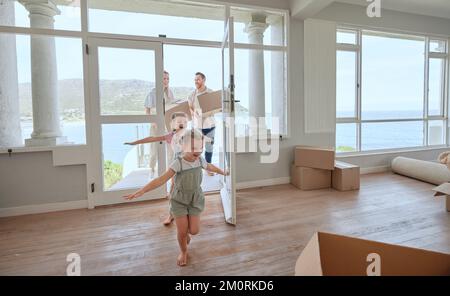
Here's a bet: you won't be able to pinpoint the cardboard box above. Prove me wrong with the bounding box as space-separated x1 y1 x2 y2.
164 101 191 131
291 165 331 190
294 146 335 170
295 232 450 276
332 161 360 191
197 90 222 116
432 183 450 212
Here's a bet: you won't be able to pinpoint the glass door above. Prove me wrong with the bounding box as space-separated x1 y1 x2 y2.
221 17 237 225
88 38 166 207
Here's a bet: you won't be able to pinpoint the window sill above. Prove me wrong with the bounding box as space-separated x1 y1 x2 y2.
0 144 89 166
337 145 449 158
0 144 87 155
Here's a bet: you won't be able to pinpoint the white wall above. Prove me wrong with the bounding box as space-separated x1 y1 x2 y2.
0 152 87 208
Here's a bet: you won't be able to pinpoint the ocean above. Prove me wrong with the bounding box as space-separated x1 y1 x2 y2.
20 111 442 164
20 120 222 165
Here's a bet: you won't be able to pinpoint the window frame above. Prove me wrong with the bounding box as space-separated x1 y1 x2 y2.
0 0 290 154
336 26 450 155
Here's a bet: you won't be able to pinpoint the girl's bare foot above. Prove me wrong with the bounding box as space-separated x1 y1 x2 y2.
163 215 174 226
177 252 188 266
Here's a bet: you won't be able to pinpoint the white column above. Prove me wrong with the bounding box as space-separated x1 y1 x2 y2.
245 16 268 133
0 0 22 147
20 0 66 146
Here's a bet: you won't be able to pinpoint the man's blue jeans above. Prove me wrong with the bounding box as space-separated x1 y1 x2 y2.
201 127 215 164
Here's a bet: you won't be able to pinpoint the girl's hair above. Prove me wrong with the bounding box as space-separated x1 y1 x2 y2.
170 112 188 131
180 128 204 152
171 112 188 120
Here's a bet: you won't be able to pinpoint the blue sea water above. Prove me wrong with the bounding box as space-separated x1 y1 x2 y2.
20 111 442 163
21 120 222 164
336 110 444 151
336 121 425 151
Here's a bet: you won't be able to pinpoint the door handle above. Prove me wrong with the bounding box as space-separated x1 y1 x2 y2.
163 98 166 115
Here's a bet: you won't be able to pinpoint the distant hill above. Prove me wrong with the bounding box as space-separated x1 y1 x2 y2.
19 79 247 120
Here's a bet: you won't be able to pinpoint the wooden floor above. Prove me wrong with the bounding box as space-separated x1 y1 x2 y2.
0 172 449 275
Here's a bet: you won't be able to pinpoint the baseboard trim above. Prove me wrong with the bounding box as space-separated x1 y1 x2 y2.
236 166 391 190
237 177 291 190
0 200 88 218
360 165 391 175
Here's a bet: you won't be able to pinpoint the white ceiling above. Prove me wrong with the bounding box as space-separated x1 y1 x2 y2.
336 0 450 19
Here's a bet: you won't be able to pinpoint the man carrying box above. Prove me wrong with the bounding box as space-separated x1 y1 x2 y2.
188 72 216 175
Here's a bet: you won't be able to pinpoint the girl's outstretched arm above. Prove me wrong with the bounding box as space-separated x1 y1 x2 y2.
124 135 166 145
124 169 176 200
206 163 228 176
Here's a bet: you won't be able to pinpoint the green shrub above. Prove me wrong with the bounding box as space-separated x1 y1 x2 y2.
337 146 356 152
104 160 123 189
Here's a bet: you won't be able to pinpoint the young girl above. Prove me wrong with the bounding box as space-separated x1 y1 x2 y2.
124 128 227 266
125 112 187 225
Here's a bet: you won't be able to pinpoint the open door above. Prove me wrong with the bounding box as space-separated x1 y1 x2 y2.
88 38 166 207
220 17 237 225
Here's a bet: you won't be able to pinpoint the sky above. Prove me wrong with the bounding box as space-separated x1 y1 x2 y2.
337 33 436 117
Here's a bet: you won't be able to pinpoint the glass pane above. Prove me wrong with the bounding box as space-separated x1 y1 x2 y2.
57 37 86 144
337 51 357 118
337 30 357 44
234 48 250 135
102 123 160 191
429 39 447 53
9 0 81 31
336 123 357 152
16 34 31 145
98 47 155 116
1 33 85 148
89 0 225 42
361 121 424 150
428 58 445 116
267 50 287 135
163 45 221 99
233 48 287 136
163 44 222 165
428 120 445 146
361 32 425 120
231 7 285 46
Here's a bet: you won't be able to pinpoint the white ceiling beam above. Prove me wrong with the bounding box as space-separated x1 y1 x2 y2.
290 0 335 19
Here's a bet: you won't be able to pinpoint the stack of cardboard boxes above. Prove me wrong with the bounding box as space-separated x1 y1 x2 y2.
291 146 360 191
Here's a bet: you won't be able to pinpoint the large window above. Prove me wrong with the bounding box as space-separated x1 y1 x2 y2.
1 32 86 146
336 28 449 153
